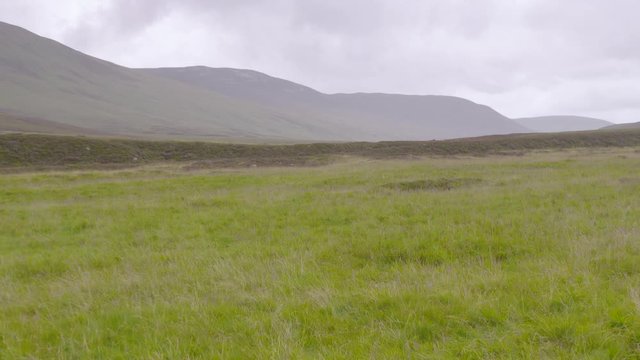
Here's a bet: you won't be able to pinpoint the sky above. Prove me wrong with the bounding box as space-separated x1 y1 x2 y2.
1 0 639 123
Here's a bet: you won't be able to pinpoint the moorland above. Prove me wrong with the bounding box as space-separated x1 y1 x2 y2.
1 133 640 358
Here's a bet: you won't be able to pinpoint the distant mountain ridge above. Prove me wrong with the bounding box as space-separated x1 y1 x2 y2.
0 21 358 141
603 122 640 130
514 116 613 133
139 66 528 140
0 20 610 141
141 66 323 106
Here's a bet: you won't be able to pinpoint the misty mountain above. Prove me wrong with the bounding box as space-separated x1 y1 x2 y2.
140 66 529 140
0 21 529 141
514 116 612 133
602 122 640 130
140 67 323 108
0 111 102 135
0 22 359 141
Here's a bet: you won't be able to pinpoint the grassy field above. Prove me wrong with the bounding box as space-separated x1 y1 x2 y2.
1 147 640 358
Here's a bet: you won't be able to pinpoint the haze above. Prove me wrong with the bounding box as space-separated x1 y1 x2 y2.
1 0 638 124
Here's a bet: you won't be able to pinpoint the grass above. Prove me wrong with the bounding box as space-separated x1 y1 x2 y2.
1 147 640 358
383 177 482 191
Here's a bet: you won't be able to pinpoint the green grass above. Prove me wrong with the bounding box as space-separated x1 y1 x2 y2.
383 177 482 191
1 148 640 358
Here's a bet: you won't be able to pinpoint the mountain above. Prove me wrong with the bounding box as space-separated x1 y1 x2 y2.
0 22 358 141
140 67 323 108
0 21 528 141
602 122 640 130
514 116 612 132
0 111 101 135
140 67 529 140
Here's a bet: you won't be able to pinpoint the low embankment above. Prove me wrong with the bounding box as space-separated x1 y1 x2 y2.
2 129 640 169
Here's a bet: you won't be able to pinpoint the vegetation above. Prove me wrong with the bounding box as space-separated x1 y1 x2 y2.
2 129 640 170
1 147 640 358
383 177 482 191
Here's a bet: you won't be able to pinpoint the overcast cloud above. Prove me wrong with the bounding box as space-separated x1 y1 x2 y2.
1 0 639 122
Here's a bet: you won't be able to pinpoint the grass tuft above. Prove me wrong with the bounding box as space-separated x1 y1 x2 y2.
383 177 482 191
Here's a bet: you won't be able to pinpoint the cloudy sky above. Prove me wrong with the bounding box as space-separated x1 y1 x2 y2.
1 0 639 123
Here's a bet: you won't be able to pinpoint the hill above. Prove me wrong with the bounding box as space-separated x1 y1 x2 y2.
141 66 529 140
0 112 102 135
603 121 640 130
0 22 360 141
514 116 612 132
0 21 528 141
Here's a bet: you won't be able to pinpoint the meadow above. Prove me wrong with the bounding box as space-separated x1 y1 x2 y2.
1 148 640 358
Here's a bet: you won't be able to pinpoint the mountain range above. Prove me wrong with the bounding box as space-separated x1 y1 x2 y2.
0 21 616 141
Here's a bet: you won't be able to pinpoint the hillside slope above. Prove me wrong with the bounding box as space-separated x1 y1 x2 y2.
142 66 529 140
514 116 612 132
603 121 640 130
0 112 104 135
1 21 528 141
0 22 360 141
